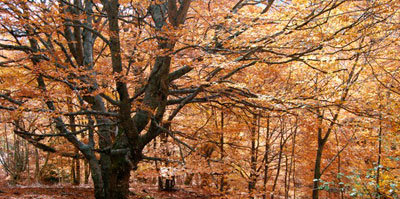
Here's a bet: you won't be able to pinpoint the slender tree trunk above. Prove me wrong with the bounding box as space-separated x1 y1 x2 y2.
34 148 40 182
284 155 289 199
39 152 51 181
292 121 297 199
74 151 81 185
271 118 284 199
5 125 10 169
285 124 296 199
249 113 258 198
271 138 283 199
219 111 225 192
84 160 90 184
263 114 270 199
25 141 30 182
312 143 324 199
333 129 344 199
312 110 326 199
313 113 339 199
71 158 76 184
68 108 81 185
376 117 382 198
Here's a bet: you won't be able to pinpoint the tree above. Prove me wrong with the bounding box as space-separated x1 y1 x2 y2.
0 0 193 198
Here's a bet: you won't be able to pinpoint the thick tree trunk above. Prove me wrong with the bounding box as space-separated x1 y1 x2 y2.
99 154 112 199
88 159 105 199
106 156 132 199
91 142 139 199
88 153 134 199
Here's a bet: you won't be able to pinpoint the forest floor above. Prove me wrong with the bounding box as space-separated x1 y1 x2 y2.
0 171 219 199
0 183 216 199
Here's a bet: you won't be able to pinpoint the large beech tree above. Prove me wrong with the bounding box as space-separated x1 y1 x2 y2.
0 0 194 198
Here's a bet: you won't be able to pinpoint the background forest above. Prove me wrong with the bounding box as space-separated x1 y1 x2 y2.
0 0 399 199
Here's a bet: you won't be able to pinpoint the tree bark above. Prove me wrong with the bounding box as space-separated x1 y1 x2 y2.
249 113 258 198
263 114 270 199
107 155 132 199
312 142 324 199
34 148 40 182
84 160 90 184
271 123 284 199
219 111 225 192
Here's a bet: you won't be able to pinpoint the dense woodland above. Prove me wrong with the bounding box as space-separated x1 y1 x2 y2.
0 0 399 198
